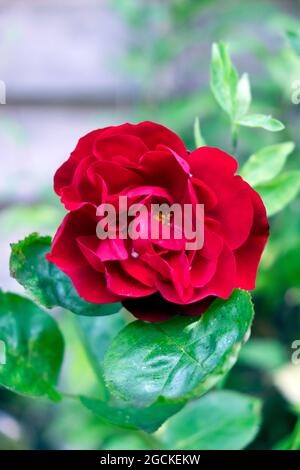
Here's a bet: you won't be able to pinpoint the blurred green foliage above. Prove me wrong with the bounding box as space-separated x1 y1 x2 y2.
1 0 300 450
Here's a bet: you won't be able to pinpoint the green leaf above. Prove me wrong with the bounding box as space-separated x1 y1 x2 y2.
104 290 254 407
287 30 300 57
256 171 300 217
10 233 121 317
236 114 285 132
210 42 239 118
80 396 182 433
79 315 184 433
240 142 295 186
158 390 261 450
193 117 206 148
0 291 64 399
236 73 251 119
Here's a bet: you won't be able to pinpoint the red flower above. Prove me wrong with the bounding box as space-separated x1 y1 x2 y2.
47 121 269 321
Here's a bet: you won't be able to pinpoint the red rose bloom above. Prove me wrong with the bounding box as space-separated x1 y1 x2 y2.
47 121 269 321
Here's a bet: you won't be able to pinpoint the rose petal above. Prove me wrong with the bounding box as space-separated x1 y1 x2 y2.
188 146 238 177
133 121 187 155
76 235 104 272
105 262 156 298
93 134 148 163
188 147 253 249
47 205 97 271
192 241 236 302
60 156 106 210
139 150 189 201
54 127 111 194
200 221 224 260
120 257 156 287
88 160 143 195
191 177 218 211
46 205 120 303
190 253 218 288
68 265 120 304
234 186 269 289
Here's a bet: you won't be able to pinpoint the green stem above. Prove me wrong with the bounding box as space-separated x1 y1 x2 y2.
231 122 239 154
73 316 108 400
137 430 162 450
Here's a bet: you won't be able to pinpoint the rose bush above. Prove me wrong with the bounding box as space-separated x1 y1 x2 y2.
5 38 300 451
47 121 269 321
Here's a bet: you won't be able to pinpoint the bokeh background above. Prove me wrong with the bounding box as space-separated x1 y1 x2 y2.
0 0 300 450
